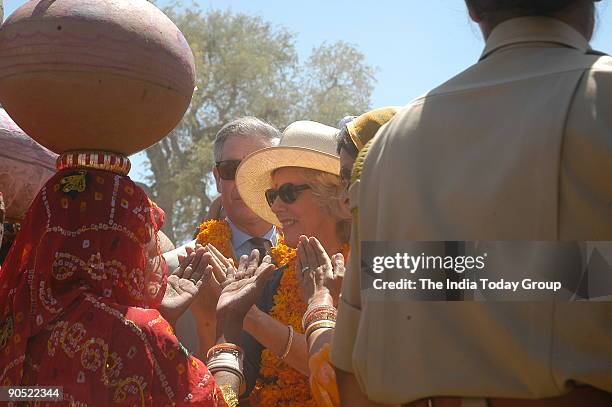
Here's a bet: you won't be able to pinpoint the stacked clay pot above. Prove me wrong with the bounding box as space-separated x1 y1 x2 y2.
0 0 196 155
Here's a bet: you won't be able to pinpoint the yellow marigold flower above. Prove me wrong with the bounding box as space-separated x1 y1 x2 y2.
196 220 235 260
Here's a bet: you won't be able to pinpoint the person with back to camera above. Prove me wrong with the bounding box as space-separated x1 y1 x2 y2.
331 1 612 406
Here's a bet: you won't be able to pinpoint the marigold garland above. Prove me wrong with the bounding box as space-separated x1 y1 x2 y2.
196 219 235 261
250 242 349 407
195 219 348 407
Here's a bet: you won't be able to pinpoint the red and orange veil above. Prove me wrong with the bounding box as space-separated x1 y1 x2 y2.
0 165 226 406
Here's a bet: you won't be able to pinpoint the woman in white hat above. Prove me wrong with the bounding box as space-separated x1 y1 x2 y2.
224 120 350 406
236 120 350 253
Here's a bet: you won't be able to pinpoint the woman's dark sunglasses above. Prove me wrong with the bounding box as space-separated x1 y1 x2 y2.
215 160 241 180
265 183 311 207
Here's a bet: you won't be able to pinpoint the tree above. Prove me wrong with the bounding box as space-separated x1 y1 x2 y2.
299 41 376 125
145 4 376 243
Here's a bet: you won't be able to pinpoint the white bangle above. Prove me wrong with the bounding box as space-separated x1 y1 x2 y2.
207 350 246 395
279 325 294 360
207 350 244 371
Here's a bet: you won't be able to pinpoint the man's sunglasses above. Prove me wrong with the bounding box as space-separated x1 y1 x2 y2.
265 183 311 207
215 160 241 180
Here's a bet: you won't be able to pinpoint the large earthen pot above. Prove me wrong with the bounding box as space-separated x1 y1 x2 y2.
0 107 57 223
0 0 195 155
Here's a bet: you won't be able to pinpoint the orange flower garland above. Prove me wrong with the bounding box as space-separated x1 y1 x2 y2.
249 241 315 407
195 219 348 407
195 219 235 261
250 242 349 407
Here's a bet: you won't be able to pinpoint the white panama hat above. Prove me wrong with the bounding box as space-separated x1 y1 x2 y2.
235 120 340 227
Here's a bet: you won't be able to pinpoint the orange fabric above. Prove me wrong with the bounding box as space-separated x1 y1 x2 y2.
309 344 340 407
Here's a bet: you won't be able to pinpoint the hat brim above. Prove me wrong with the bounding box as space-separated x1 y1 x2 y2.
235 146 340 227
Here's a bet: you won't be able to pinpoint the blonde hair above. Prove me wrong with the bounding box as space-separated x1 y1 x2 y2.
297 168 351 243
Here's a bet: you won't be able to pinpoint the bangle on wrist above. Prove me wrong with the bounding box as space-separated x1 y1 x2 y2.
303 310 337 330
304 320 336 341
211 367 246 396
279 325 294 360
207 345 246 396
302 305 337 331
207 343 244 361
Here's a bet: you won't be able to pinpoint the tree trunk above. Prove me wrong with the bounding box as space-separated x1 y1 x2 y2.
146 143 178 243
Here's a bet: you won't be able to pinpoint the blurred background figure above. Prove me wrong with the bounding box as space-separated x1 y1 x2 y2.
0 107 57 263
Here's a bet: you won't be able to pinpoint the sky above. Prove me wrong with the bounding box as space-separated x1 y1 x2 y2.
4 0 612 183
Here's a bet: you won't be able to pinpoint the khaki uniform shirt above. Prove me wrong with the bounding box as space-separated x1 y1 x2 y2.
331 17 612 404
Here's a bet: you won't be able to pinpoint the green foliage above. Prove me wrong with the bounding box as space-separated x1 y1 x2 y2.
299 41 377 125
145 3 376 243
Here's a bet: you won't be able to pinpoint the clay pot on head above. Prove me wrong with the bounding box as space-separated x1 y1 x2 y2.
0 0 196 155
0 108 57 223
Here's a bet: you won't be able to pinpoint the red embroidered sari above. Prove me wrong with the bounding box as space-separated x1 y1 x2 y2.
0 168 227 406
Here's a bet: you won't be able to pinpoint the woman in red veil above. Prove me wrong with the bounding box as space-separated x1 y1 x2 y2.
0 159 229 406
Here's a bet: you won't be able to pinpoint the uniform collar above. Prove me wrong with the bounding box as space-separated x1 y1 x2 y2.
226 217 277 248
480 17 590 61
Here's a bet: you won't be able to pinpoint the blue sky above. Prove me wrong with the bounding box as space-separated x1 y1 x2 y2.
4 0 612 182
